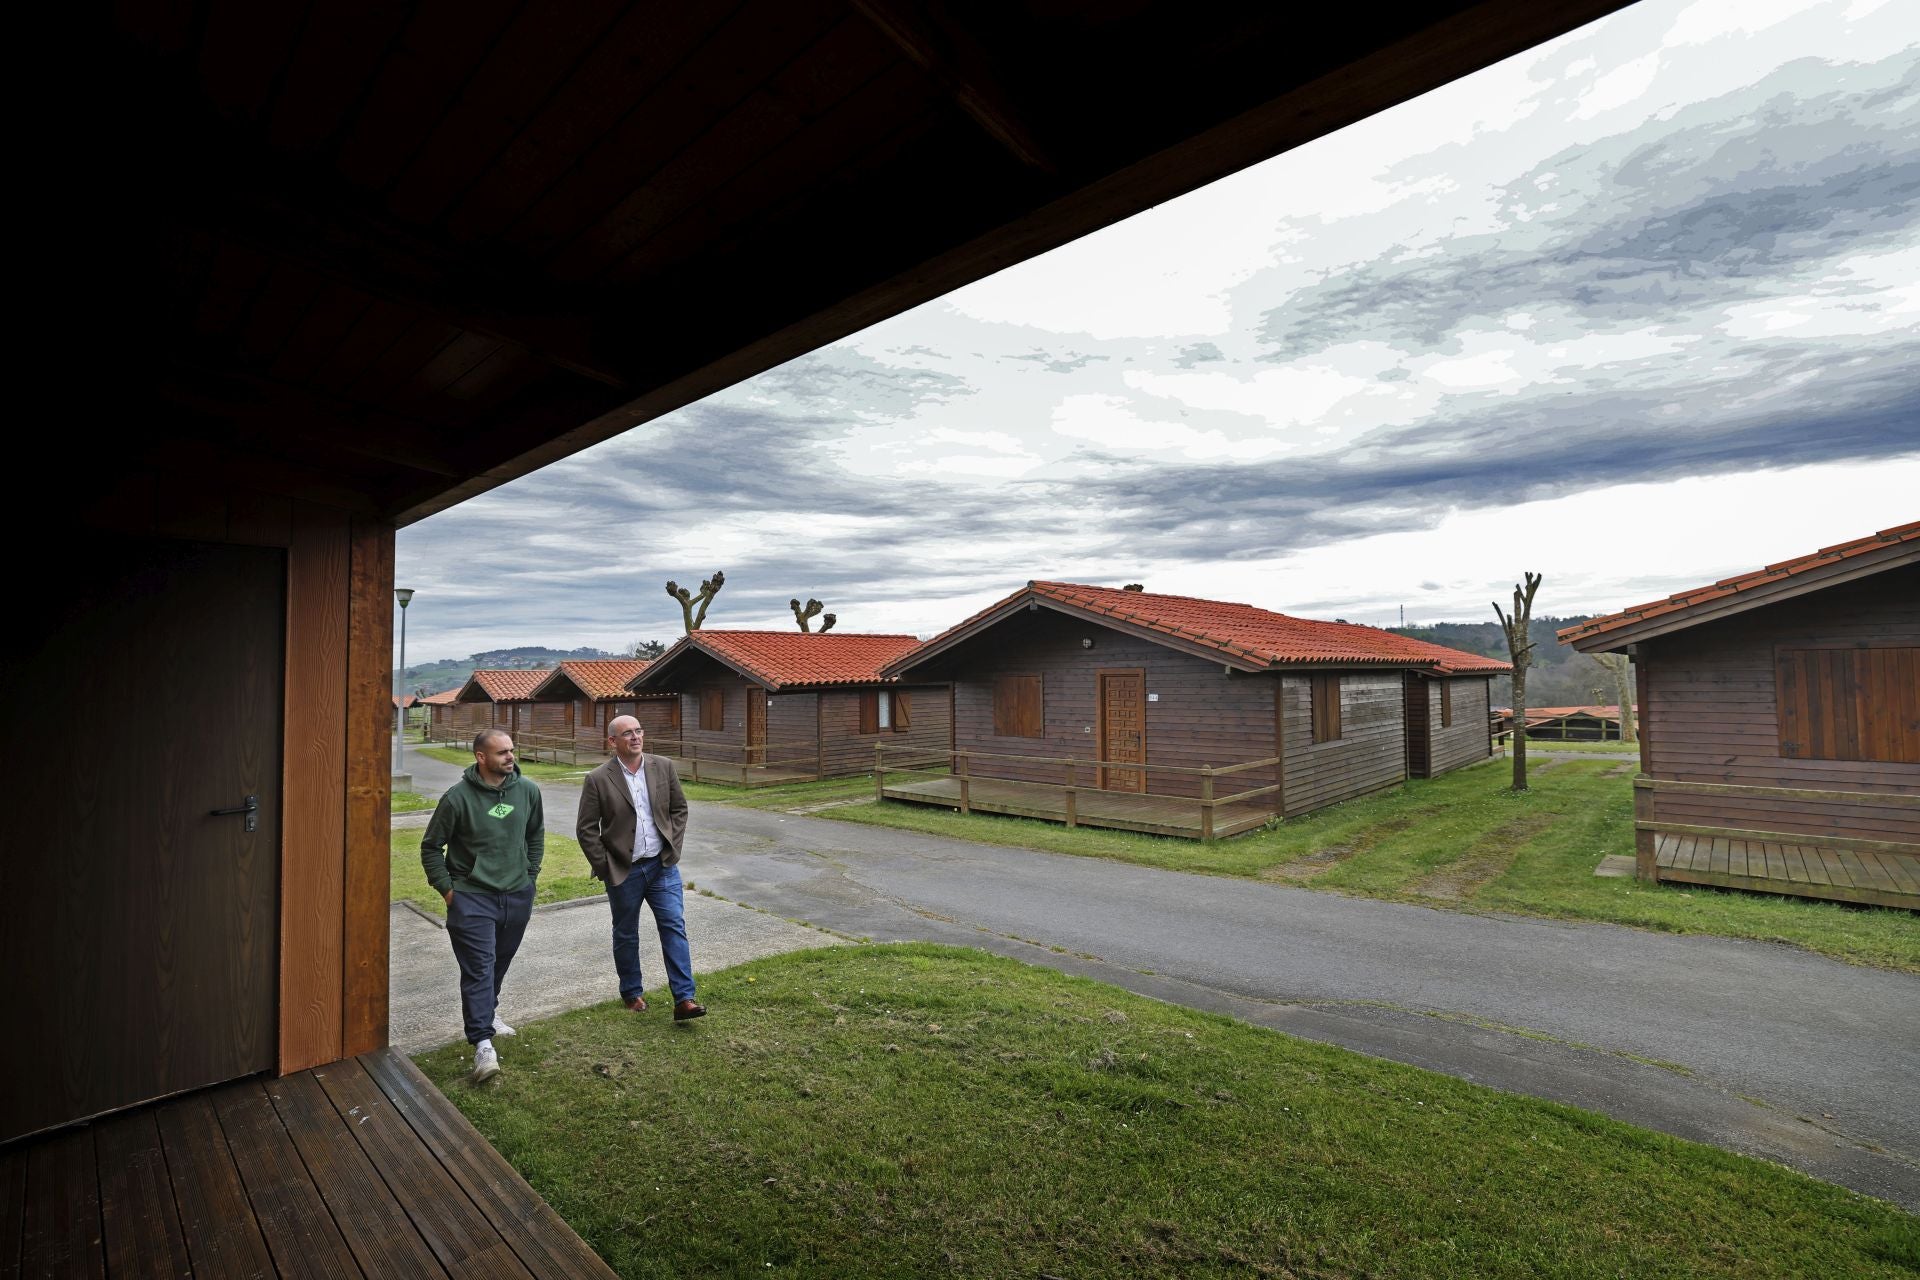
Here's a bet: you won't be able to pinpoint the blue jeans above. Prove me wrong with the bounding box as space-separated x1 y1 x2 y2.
446 883 535 1045
607 859 695 1004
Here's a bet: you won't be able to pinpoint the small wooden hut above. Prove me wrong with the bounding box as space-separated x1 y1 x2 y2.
449 668 546 744
420 687 461 740
526 659 680 756
1560 522 1918 908
629 631 952 785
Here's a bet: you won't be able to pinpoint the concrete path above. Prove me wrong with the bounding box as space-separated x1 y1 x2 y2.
680 803 1920 1209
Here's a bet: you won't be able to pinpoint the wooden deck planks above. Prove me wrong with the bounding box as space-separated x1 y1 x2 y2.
883 776 1273 840
156 1095 280 1280
20 1129 102 1279
211 1081 365 1279
314 1059 535 1280
1650 832 1917 908
94 1109 194 1278
359 1050 616 1280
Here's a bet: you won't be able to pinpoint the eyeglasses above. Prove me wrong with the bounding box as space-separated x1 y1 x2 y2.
614 729 645 738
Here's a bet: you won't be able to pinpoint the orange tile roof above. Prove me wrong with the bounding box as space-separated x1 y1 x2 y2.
895 581 1510 674
537 658 653 701
1522 705 1627 722
642 631 923 691
420 688 461 705
465 668 547 701
1559 521 1920 646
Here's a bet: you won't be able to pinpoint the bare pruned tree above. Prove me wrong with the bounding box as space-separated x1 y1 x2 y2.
665 571 725 633
1493 571 1543 791
790 597 837 633
1591 651 1637 743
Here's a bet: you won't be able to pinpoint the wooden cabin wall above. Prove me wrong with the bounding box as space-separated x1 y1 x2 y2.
1641 565 1919 846
1423 677 1494 778
1405 674 1432 776
676 676 749 755
1280 672 1406 815
66 478 392 1082
450 702 489 741
767 691 820 768
945 611 1281 800
820 686 953 777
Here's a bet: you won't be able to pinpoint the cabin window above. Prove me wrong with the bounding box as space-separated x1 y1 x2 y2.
994 674 1043 737
893 690 912 733
1775 647 1919 763
1440 680 1453 729
859 690 915 735
1311 674 1342 743
699 687 725 732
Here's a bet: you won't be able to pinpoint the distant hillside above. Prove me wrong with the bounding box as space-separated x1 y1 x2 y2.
396 645 621 698
1389 615 1625 709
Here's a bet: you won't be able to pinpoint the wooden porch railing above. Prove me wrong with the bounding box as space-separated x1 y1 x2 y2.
874 745 1283 840
647 734 823 783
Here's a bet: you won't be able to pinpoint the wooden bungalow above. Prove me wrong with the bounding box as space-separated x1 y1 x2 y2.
420 686 462 740
878 582 1492 838
526 658 681 757
1391 640 1510 777
1512 704 1631 741
629 632 952 785
13 3 1627 1268
1561 522 1918 909
448 667 546 744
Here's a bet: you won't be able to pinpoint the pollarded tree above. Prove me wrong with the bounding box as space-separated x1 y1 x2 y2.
665 571 725 633
790 597 837 633
1493 571 1543 791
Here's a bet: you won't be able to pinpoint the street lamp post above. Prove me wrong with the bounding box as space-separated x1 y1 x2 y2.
394 588 415 777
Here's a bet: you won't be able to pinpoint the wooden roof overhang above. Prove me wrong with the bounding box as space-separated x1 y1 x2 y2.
628 634 902 694
527 667 674 703
1561 525 1920 654
77 0 1630 523
881 590 1440 679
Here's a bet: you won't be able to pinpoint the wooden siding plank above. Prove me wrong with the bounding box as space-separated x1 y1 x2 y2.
314 1060 534 1279
269 1073 451 1280
94 1110 193 1279
282 501 351 1072
21 1130 102 1279
211 1081 366 1279
359 1050 617 1280
344 518 396 1056
157 1095 279 1280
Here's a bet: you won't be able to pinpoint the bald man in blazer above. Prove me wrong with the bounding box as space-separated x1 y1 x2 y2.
577 715 705 1019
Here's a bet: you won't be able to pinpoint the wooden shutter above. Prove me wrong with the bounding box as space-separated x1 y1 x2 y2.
1440 680 1453 728
1777 647 1919 763
994 674 1042 737
893 690 912 733
859 690 880 735
700 687 725 732
1311 674 1342 743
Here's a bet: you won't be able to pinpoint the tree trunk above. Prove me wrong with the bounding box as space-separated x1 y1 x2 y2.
1493 572 1542 793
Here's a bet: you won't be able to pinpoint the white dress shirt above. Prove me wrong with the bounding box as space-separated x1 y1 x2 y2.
621 756 663 862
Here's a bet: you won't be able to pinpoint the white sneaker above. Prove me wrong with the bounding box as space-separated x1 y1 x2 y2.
471 1041 500 1084
492 1014 516 1037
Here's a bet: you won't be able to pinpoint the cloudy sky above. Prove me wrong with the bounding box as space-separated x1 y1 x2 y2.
398 0 1919 661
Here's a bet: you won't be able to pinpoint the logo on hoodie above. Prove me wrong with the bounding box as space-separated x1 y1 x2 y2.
488 803 515 819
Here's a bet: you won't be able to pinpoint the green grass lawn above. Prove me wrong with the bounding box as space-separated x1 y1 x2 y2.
1510 737 1638 754
828 760 1920 973
684 774 881 809
391 790 434 814
390 828 602 917
414 944 1918 1279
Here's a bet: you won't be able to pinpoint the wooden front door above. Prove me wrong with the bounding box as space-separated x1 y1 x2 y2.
7 538 283 1141
1098 669 1147 792
745 684 766 766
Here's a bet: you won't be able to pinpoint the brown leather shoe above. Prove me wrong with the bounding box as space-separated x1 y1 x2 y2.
625 996 648 1013
673 999 707 1021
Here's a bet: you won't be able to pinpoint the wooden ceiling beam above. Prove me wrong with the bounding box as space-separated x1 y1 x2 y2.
850 0 1056 174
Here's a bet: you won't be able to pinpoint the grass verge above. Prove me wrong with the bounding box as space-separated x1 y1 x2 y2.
391 790 434 814
1508 738 1637 754
415 945 1917 1279
683 774 881 810
827 760 1918 972
390 828 602 918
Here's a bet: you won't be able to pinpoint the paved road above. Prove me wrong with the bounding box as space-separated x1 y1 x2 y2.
400 745 1920 1207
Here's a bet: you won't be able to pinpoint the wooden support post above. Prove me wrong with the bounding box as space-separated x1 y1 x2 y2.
957 750 971 815
1200 766 1215 842
690 741 700 783
1634 774 1657 882
1064 759 1077 828
875 742 886 802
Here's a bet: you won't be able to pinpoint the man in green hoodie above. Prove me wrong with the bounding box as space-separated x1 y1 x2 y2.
421 729 544 1083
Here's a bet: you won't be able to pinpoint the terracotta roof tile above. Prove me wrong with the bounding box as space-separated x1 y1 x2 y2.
539 658 653 700
1558 521 1920 645
420 688 461 705
652 631 924 690
466 669 547 701
898 582 1511 674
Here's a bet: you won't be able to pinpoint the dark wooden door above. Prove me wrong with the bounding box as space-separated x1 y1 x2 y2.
6 538 283 1141
745 685 766 765
1098 670 1147 792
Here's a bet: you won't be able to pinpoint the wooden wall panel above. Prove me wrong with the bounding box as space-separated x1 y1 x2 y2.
1643 565 1919 840
280 502 350 1073
1425 677 1494 778
1280 672 1406 815
1405 675 1431 777
820 686 951 777
343 518 395 1057
676 677 749 756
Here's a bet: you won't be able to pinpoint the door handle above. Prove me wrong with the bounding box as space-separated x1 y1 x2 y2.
211 795 259 832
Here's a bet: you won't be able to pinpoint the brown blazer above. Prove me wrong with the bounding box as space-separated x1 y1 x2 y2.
576 752 689 887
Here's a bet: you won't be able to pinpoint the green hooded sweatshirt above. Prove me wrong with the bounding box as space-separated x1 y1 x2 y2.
420 764 545 896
